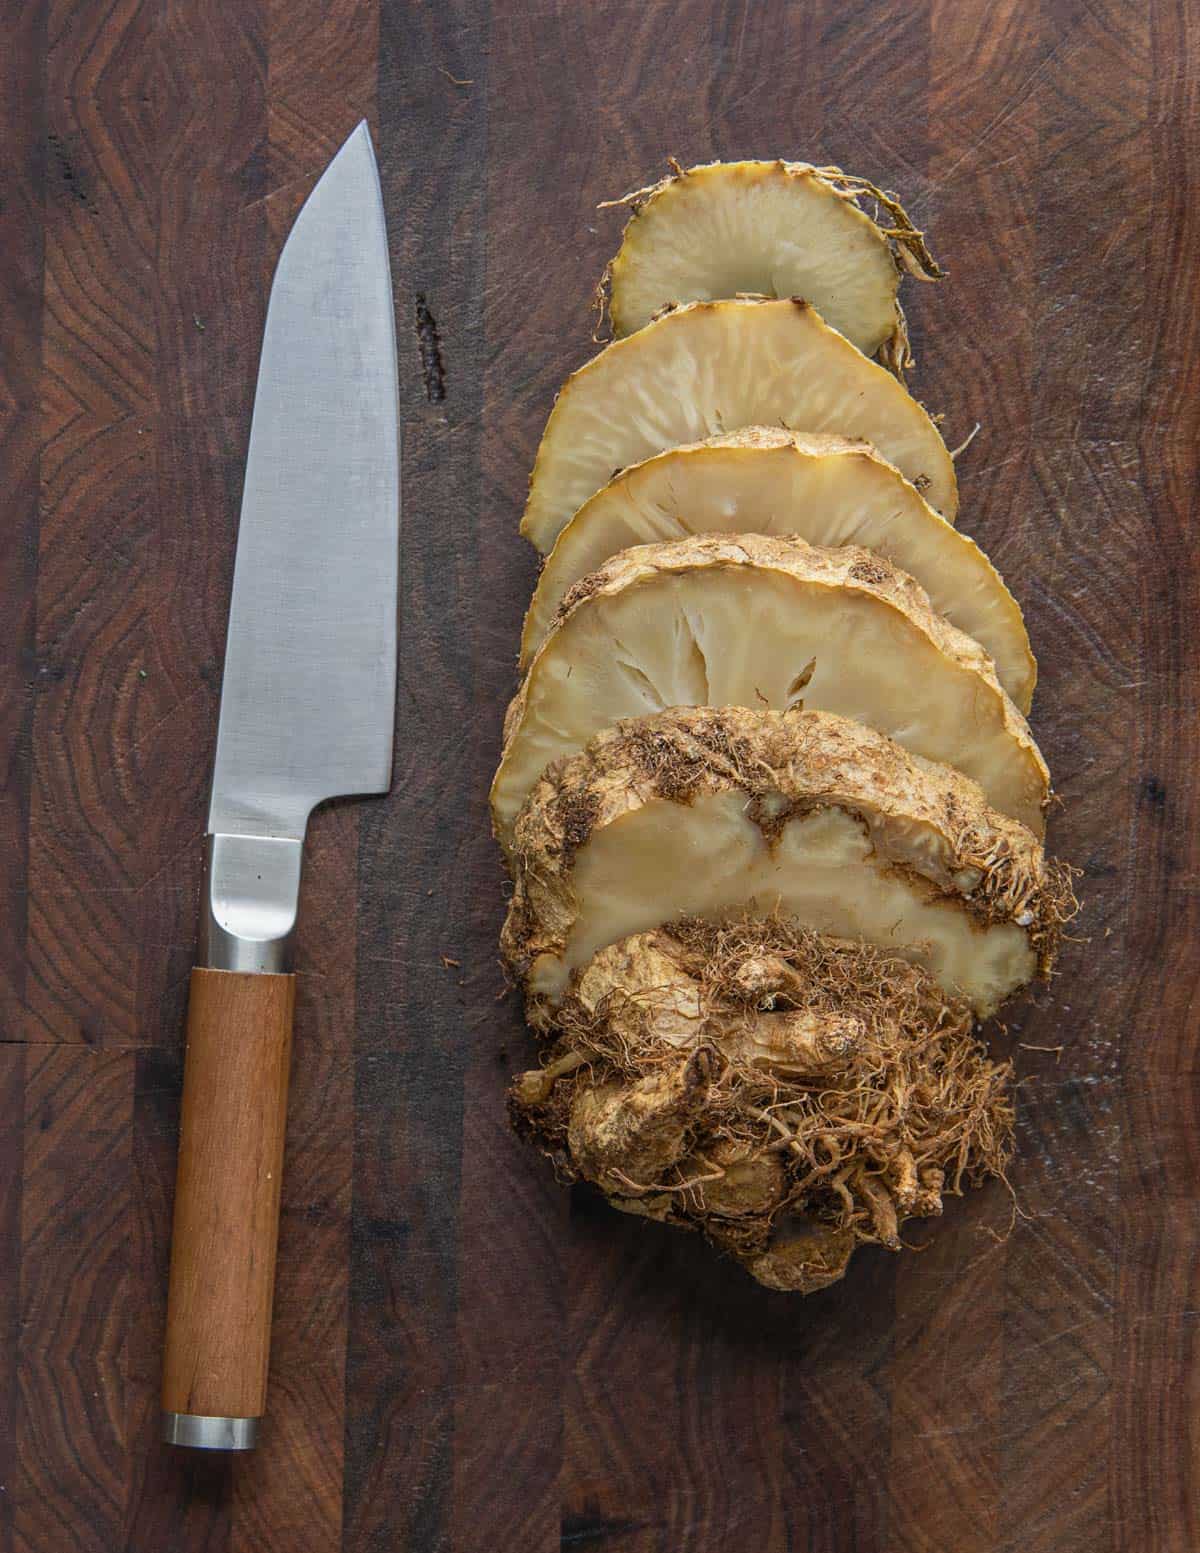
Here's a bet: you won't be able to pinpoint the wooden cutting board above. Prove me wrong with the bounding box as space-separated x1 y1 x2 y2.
1 0 1195 1548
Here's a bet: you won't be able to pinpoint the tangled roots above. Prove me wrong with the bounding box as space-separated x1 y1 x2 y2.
510 917 1014 1293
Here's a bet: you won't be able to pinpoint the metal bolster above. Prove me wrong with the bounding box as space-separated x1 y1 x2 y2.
162 1412 259 1450
200 832 303 974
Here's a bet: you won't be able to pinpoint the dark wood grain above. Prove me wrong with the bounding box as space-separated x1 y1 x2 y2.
15 1048 134 1551
0 0 43 1058
25 0 166 1048
339 4 491 1550
0 1050 23 1553
1 0 1198 1549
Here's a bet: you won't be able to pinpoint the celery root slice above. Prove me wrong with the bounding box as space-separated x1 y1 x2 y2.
502 706 1071 1017
521 427 1034 710
520 298 958 554
493 533 1048 850
600 159 941 368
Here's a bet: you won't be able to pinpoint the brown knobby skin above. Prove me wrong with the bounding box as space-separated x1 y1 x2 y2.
502 706 1074 1018
509 918 1016 1294
492 532 1049 849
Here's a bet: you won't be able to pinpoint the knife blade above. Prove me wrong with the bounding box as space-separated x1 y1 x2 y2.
160 122 399 1453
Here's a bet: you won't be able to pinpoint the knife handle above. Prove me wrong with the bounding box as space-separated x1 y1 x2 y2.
161 967 295 1449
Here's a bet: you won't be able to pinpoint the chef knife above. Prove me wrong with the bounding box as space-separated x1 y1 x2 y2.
160 122 399 1452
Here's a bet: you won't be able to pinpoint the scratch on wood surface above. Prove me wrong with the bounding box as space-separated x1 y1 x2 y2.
415 292 446 402
921 24 1089 199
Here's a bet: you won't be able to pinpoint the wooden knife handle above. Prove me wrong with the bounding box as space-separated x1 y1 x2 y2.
161 967 295 1433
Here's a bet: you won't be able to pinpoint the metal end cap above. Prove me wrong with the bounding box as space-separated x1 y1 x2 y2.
162 1412 259 1450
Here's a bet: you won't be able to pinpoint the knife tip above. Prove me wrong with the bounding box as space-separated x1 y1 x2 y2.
346 118 373 153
